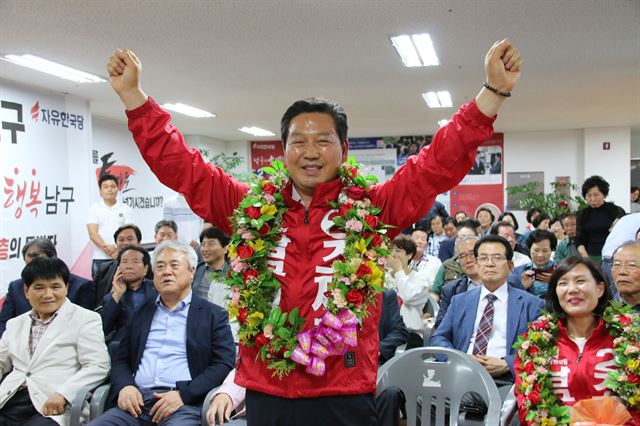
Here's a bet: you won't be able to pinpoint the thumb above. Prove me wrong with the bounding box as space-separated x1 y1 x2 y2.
489 39 511 59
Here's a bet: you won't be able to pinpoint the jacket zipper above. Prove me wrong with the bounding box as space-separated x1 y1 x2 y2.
304 208 309 225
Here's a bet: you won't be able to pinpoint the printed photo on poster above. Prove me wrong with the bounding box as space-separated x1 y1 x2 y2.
461 145 503 185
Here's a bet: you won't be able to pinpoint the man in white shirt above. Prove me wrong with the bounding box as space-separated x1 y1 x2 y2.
87 174 134 279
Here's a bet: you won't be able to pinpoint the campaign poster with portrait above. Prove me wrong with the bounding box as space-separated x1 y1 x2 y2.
450 133 504 218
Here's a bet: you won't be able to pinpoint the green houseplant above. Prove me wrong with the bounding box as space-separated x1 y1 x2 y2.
506 179 587 218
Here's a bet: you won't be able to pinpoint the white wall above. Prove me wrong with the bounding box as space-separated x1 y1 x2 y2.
584 127 630 210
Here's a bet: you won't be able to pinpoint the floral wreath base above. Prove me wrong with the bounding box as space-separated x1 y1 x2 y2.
514 302 640 425
225 158 391 378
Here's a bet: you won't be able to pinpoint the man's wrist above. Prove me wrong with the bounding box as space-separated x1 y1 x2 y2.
119 88 148 111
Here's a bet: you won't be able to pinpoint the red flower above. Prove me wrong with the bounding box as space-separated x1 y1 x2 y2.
523 361 535 375
258 224 271 234
527 345 540 356
262 184 277 195
242 269 259 283
245 206 262 219
558 200 569 209
346 289 364 307
255 332 269 348
364 215 379 228
324 290 333 298
237 245 255 259
364 232 383 247
344 166 359 178
531 321 547 331
528 391 541 405
629 373 640 384
356 263 372 278
338 203 353 217
345 186 367 201
238 308 249 324
619 314 633 327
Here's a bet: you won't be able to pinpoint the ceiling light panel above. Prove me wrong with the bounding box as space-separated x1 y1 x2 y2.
1 54 105 83
422 91 452 108
161 103 215 118
239 127 275 137
389 33 439 67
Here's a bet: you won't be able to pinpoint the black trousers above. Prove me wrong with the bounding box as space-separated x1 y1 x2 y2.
0 388 58 426
245 389 377 426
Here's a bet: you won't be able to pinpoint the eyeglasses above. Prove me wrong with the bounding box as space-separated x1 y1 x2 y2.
458 252 476 261
612 261 640 272
476 254 508 265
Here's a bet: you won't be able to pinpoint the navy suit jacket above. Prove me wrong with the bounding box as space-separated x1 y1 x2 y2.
0 273 92 336
434 277 474 329
378 289 409 364
429 284 544 378
110 294 235 406
437 237 456 262
99 278 158 341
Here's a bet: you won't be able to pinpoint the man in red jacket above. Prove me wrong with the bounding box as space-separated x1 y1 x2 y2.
106 39 522 425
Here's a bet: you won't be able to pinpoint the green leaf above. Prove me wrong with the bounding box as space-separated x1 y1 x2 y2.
277 327 291 339
261 166 277 175
288 307 299 326
239 196 259 208
269 307 281 324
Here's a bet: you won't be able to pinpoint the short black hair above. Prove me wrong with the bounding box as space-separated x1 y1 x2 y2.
22 237 57 259
392 234 417 260
430 215 444 226
280 98 348 146
410 226 429 236
458 219 480 233
21 257 69 287
498 211 520 231
476 207 495 223
582 175 610 198
546 256 611 320
560 213 576 227
98 173 119 188
526 229 558 250
489 221 514 236
199 226 231 246
531 213 550 229
443 217 457 227
117 244 150 267
526 208 542 223
474 235 513 261
114 224 142 243
155 220 178 235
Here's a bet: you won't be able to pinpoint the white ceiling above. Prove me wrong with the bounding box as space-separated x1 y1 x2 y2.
1 0 639 143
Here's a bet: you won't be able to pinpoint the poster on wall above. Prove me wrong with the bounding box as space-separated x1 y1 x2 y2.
350 135 433 167
0 82 92 292
250 140 284 172
449 133 504 218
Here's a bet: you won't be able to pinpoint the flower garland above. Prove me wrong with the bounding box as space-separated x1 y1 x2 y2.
513 302 640 426
225 157 391 378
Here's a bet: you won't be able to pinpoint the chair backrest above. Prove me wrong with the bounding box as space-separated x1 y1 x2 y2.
424 293 439 319
376 347 502 426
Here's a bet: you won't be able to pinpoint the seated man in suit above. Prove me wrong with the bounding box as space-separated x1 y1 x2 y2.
434 235 481 329
0 257 110 426
100 245 157 352
93 224 146 309
430 235 544 406
90 240 235 426
0 238 92 337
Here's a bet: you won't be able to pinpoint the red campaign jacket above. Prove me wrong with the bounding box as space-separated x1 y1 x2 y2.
515 319 640 425
126 97 495 398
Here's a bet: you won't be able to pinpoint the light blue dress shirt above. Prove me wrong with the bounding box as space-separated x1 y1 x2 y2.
135 292 193 389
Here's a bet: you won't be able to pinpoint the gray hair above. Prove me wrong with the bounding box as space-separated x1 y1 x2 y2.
613 241 640 259
152 240 198 269
454 235 480 256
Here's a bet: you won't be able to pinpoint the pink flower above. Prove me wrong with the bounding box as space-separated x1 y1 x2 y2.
357 209 368 218
231 258 249 272
542 331 552 340
345 219 363 232
264 194 276 204
332 288 347 308
526 374 536 383
521 340 531 350
536 366 547 374
241 231 255 240
231 288 241 306
339 277 351 285
625 345 640 355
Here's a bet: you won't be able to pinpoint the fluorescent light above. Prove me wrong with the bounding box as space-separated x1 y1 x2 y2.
161 103 215 118
436 91 452 107
437 119 449 128
239 127 275 137
1 54 106 83
389 35 422 67
389 33 439 67
411 34 439 66
422 91 452 108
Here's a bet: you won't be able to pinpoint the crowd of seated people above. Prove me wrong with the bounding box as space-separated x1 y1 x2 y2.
2 175 640 425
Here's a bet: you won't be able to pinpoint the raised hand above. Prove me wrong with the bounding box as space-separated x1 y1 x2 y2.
484 39 523 92
106 49 148 110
